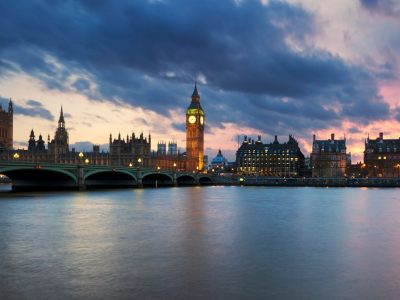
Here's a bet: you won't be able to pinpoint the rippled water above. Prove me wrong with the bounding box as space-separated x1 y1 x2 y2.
1 186 400 299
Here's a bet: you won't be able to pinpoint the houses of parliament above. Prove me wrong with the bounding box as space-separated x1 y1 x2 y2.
0 85 205 172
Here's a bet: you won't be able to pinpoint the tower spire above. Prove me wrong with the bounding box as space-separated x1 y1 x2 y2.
58 105 65 124
191 81 200 101
8 98 13 115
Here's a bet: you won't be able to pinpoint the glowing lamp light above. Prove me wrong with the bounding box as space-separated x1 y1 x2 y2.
13 153 20 159
129 162 133 167
78 152 84 158
173 162 177 167
84 158 89 164
138 158 142 163
157 166 161 171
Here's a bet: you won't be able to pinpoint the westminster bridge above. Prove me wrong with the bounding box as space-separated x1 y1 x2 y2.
0 161 215 191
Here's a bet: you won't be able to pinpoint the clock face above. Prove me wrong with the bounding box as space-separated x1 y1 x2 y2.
188 115 196 124
200 116 204 125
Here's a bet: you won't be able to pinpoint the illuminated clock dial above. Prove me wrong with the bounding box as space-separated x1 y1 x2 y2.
188 115 196 124
200 116 204 125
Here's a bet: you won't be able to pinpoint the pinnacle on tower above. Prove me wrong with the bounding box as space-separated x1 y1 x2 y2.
191 81 200 100
59 105 65 124
8 98 13 114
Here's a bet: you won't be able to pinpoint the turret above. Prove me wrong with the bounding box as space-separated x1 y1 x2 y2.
8 98 13 115
28 129 36 152
58 106 65 128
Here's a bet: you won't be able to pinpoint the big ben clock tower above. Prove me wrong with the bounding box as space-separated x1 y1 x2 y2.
186 83 204 171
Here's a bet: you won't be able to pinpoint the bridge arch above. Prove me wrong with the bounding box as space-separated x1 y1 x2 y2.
142 172 173 187
84 169 137 188
176 174 196 186
199 176 213 185
0 167 77 191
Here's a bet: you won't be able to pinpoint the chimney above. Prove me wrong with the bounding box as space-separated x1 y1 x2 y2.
379 132 383 140
274 135 278 142
313 134 316 142
331 133 335 141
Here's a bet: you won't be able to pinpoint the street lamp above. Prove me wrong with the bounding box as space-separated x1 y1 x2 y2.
157 166 160 172
128 162 133 167
84 158 89 164
13 152 20 159
395 163 400 177
79 152 84 159
137 157 142 167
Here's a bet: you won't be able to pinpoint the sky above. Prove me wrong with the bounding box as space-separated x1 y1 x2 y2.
0 0 399 162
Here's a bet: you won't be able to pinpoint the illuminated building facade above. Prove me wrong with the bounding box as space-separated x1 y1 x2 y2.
109 132 151 167
186 83 204 172
0 99 13 151
311 133 347 178
236 135 304 176
364 132 400 178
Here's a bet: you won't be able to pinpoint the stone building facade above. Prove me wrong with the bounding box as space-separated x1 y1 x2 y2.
236 135 304 176
311 133 347 178
364 132 400 178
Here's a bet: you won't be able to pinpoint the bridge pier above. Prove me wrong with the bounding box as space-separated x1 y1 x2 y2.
173 173 177 187
77 165 86 190
195 173 200 186
137 169 143 188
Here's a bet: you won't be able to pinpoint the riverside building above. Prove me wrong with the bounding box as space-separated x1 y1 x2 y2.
364 132 400 178
236 135 304 177
311 133 347 178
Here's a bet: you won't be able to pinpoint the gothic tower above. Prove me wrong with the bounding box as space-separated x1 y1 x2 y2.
186 83 204 171
0 98 13 151
48 106 69 158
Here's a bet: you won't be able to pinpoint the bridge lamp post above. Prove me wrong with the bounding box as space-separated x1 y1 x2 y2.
84 158 90 164
173 162 177 186
78 152 84 164
137 158 143 188
128 162 133 168
13 152 20 160
157 166 160 173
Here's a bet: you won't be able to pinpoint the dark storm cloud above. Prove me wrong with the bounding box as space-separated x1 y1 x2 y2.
0 0 392 138
0 96 54 121
360 0 400 16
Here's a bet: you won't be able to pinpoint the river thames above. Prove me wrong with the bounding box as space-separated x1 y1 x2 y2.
1 186 400 299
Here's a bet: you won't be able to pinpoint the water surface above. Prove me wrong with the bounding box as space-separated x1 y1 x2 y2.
1 186 400 299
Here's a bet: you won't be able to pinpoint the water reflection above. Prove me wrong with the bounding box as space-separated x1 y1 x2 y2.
1 187 400 299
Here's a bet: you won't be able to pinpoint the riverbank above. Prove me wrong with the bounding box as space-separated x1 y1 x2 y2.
214 176 400 187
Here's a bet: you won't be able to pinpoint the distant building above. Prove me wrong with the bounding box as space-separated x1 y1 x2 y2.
168 142 178 156
364 132 400 178
210 149 228 172
157 141 167 156
311 133 347 178
0 99 13 151
236 135 304 177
